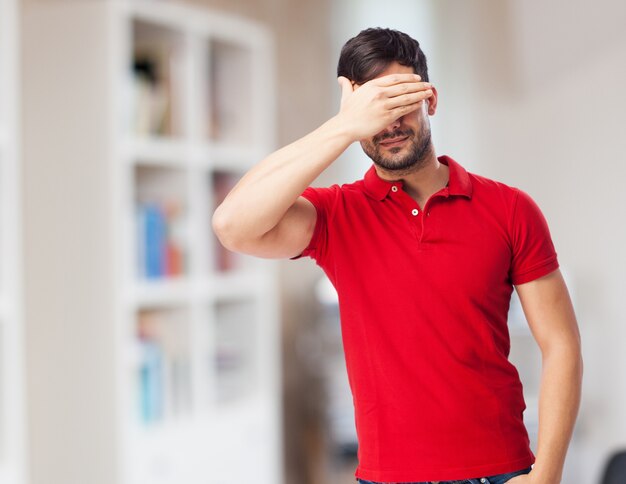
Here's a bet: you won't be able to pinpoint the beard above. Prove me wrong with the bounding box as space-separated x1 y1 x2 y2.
360 122 433 173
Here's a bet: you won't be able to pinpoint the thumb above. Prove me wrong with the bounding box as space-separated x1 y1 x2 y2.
337 76 354 107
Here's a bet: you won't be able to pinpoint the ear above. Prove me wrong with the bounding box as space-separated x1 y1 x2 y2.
426 85 438 116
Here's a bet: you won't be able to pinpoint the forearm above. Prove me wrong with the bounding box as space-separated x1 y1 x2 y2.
530 343 583 483
212 72 431 247
212 114 353 243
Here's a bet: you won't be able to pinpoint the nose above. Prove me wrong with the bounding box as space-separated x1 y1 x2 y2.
384 116 402 132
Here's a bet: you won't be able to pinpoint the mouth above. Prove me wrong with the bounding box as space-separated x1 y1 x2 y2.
378 136 409 148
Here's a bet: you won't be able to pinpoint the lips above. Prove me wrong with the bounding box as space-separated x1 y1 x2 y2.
379 136 409 147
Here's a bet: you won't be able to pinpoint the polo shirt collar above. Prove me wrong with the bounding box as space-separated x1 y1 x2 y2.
363 154 473 201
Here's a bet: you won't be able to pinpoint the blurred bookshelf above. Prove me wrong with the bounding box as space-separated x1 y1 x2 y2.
23 2 281 484
0 0 27 482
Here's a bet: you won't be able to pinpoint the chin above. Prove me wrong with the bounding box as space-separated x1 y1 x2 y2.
374 158 420 172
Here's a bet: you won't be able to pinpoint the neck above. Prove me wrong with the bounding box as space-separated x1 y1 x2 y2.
375 148 449 202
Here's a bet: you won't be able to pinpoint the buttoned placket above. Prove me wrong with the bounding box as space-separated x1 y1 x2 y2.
389 183 450 247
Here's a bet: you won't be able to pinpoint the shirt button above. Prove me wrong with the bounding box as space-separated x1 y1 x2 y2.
391 186 398 192
411 208 419 216
480 479 487 483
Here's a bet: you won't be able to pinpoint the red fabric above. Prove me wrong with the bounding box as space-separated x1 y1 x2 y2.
291 155 559 482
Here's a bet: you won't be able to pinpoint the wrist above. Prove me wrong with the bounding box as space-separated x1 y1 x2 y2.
528 466 562 484
326 113 360 144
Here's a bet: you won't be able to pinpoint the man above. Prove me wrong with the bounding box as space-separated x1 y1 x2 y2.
212 28 582 484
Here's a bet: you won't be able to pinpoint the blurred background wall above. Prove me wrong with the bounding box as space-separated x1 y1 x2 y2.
14 0 626 483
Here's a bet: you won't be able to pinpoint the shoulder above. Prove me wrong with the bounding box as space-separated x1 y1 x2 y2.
464 171 548 228
467 170 519 210
467 170 520 197
468 171 552 237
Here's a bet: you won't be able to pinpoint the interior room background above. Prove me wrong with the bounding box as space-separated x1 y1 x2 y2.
3 0 625 483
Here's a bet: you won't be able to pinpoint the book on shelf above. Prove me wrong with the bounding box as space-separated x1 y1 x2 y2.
138 337 164 423
136 199 185 280
131 41 182 137
136 309 192 424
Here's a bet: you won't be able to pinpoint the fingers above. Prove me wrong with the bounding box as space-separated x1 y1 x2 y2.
365 74 433 110
337 76 354 107
385 89 433 110
384 81 433 99
388 100 424 119
335 72 433 139
373 73 422 87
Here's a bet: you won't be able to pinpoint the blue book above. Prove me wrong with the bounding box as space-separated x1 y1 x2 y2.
144 203 166 278
139 339 164 423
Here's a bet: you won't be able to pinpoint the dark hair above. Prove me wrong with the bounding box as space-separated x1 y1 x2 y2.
337 27 429 84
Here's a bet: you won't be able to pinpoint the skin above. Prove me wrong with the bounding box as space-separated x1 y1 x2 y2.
341 62 448 211
213 60 582 484
506 268 582 484
212 67 433 257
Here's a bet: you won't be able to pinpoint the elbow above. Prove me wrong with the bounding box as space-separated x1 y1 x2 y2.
569 340 584 386
542 336 584 379
212 204 267 255
212 206 240 252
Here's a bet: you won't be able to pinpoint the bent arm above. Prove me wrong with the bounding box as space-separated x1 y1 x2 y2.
211 115 353 258
211 73 433 259
514 269 583 484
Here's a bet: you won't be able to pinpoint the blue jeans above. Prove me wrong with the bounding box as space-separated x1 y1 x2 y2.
357 465 532 484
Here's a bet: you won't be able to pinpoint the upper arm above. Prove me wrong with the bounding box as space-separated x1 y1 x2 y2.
515 269 581 354
234 196 317 259
509 188 559 285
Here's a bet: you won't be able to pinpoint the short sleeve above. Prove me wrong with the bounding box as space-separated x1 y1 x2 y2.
289 185 340 264
509 188 560 285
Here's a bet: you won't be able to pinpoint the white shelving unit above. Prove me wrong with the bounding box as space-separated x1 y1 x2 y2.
0 0 26 481
23 2 281 484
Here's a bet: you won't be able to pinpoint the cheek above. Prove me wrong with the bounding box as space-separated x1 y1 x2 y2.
412 103 429 119
397 109 422 127
407 107 430 130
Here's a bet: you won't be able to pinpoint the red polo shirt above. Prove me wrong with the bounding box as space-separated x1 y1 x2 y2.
291 155 559 482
